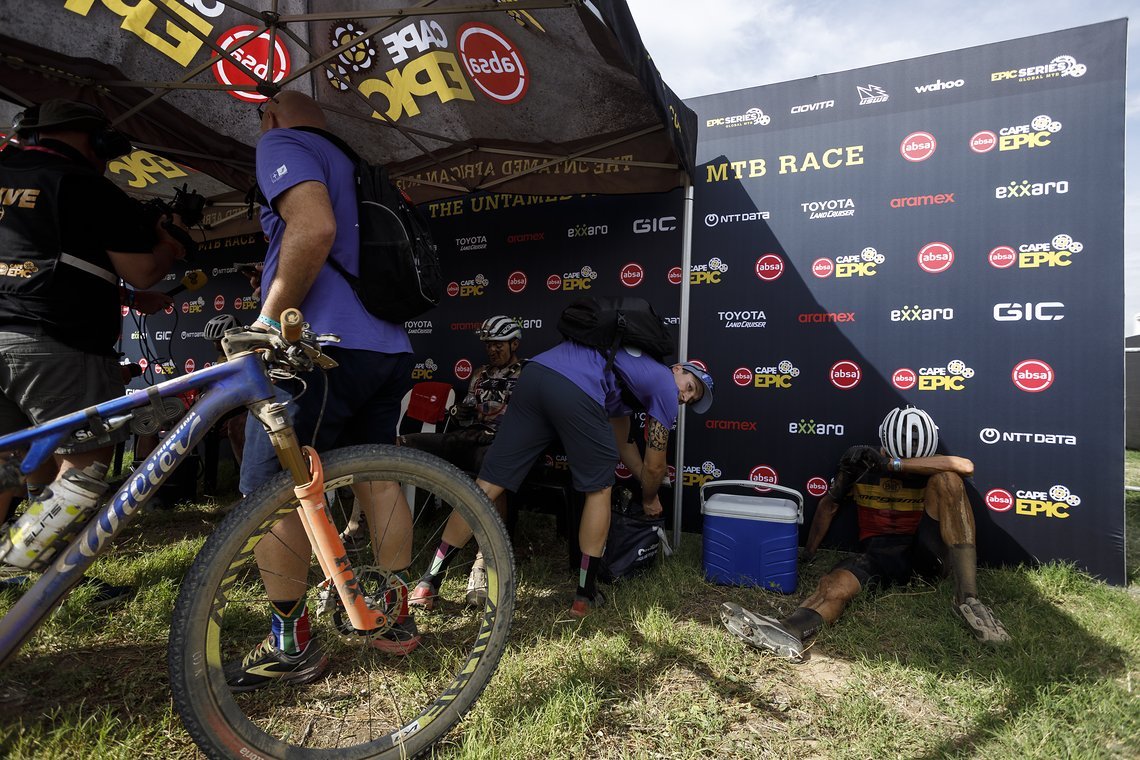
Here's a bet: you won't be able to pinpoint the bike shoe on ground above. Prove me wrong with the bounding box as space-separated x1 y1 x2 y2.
370 616 422 655
720 602 805 662
408 581 438 612
225 636 329 692
465 554 487 607
84 577 134 610
955 596 1011 643
569 589 606 618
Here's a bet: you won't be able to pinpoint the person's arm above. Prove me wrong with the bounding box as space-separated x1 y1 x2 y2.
639 416 670 517
610 415 642 472
894 454 973 477
258 180 336 324
123 288 173 315
107 215 186 288
803 492 840 559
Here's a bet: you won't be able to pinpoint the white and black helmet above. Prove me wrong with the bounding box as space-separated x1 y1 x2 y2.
879 406 939 459
476 315 521 342
203 314 241 341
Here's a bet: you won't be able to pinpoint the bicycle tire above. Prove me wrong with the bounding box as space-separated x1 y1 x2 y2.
168 444 515 759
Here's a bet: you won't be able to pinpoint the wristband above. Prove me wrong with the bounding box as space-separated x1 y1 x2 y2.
890 457 902 472
257 314 282 330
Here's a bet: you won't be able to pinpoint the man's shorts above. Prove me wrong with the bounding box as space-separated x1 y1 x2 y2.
239 348 414 496
0 328 127 454
832 514 945 590
401 427 494 474
478 362 617 494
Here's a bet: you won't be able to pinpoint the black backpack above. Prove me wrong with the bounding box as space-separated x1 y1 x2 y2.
293 127 442 323
599 488 672 583
556 296 675 366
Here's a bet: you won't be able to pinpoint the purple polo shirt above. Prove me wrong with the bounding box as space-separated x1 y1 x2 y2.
532 342 679 427
256 128 411 354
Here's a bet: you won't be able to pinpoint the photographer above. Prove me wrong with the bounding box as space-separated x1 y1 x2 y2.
0 99 187 574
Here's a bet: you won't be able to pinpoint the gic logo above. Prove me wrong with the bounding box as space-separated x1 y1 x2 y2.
749 465 779 493
412 358 439 380
743 360 799 389
507 270 527 293
898 359 975 391
806 477 830 497
681 460 723 488
991 54 1086 84
620 262 644 288
754 254 784 281
455 274 489 296
972 114 1062 154
690 257 729 285
1012 359 1054 392
917 242 955 274
815 246 883 279
900 131 937 162
213 26 291 103
989 484 1081 518
829 360 861 390
990 233 1083 269
457 23 529 104
556 265 597 291
993 301 1064 322
452 358 472 381
633 216 677 233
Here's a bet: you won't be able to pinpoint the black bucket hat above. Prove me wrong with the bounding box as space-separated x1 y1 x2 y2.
15 99 110 135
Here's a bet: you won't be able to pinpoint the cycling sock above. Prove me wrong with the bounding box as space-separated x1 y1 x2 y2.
419 542 460 589
782 607 823 641
576 552 599 601
269 599 310 655
949 544 978 604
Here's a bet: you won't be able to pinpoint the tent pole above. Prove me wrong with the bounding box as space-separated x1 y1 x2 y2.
673 180 695 550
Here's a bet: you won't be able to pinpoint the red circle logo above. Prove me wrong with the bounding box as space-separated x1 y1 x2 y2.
892 368 917 390
454 358 473 380
985 488 1014 512
970 130 997 154
900 131 937 162
830 360 862 390
667 266 683 285
457 23 529 104
120 305 129 317
507 270 527 294
620 262 645 288
546 274 562 291
755 254 784 281
615 462 632 480
989 246 1017 269
918 242 955 273
213 26 291 103
214 295 225 311
687 358 709 371
811 258 834 278
138 358 149 371
733 367 753 386
806 477 829 497
749 465 778 493
164 303 174 315
447 281 460 297
1012 359 1054 393
184 358 196 374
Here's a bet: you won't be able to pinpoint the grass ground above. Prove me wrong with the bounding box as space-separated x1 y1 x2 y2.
0 457 1137 759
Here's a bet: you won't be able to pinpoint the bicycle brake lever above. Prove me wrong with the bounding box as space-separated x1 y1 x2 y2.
314 333 341 344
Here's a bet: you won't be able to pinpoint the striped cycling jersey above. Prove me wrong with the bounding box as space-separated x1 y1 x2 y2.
849 472 929 541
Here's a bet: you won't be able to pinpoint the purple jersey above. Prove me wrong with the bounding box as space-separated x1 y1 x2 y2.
256 128 411 354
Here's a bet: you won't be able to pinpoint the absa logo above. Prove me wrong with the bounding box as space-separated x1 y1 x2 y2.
457 23 529 104
447 281 460 297
667 266 684 285
749 465 778 493
213 26 291 103
733 367 753 387
546 274 562 291
892 368 917 390
1012 359 1054 392
620 262 644 288
184 359 196 373
900 131 937 162
454 358 473 381
507 270 527 294
985 488 1014 512
989 246 1017 269
806 477 829 497
970 131 997 153
918 242 955 273
214 295 225 311
812 258 834 278
754 254 784 281
830 360 861 390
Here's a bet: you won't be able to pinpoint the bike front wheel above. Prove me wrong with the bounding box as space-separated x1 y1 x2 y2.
168 444 514 759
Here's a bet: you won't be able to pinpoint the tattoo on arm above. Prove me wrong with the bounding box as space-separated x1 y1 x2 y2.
647 419 669 451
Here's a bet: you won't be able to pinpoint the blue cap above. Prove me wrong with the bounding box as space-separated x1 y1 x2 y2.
679 362 714 414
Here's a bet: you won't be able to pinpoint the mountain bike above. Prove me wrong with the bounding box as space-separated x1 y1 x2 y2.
0 309 515 759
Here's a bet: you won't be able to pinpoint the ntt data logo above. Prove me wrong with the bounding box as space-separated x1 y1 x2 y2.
990 233 1083 270
704 210 770 227
1012 359 1054 392
829 360 861 390
900 131 937 162
988 484 1081 519
917 242 955 274
979 427 1077 446
991 54 1086 84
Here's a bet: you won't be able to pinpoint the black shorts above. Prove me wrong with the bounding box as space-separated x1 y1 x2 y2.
478 363 617 493
401 427 494 473
832 514 945 589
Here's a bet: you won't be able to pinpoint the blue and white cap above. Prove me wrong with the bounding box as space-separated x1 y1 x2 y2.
679 361 715 414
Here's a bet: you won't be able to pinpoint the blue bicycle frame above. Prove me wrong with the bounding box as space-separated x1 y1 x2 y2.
0 352 278 665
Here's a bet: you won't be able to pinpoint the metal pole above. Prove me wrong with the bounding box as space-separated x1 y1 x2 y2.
673 180 695 549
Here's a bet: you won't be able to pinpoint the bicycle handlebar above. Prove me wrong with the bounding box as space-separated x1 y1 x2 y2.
220 309 340 374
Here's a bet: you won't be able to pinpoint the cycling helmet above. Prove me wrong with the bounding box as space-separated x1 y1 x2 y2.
476 315 521 342
203 314 241 341
879 406 938 459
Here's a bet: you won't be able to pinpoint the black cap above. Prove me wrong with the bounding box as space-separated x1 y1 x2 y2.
15 99 110 135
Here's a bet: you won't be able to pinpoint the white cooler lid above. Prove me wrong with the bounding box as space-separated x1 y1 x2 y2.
703 492 800 523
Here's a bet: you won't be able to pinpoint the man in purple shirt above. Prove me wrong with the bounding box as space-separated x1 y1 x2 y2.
227 91 416 692
410 338 714 617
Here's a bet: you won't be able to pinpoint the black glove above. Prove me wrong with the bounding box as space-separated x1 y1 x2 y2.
838 445 886 476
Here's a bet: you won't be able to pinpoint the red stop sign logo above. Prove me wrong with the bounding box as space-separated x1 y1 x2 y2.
507 270 527 293
457 23 529 104
806 477 829 497
989 246 1017 269
454 359 473 380
749 465 778 493
830 360 862 390
1012 359 1054 393
812 258 834 278
892 368 917 390
620 262 644 288
213 26 291 103
667 266 683 285
546 274 562 291
985 488 1014 512
755 254 784 281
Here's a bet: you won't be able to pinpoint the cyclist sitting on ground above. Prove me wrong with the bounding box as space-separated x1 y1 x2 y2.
722 406 1010 661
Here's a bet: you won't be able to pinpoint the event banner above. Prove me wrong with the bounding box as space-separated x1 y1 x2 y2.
684 21 1126 582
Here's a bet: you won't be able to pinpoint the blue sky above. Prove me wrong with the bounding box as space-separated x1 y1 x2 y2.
624 0 1138 335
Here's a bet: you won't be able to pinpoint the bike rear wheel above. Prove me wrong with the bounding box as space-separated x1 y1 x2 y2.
168 445 514 759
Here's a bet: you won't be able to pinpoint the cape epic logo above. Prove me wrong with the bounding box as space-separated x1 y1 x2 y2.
985 484 1080 519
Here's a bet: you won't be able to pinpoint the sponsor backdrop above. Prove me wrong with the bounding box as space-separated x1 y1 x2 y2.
685 21 1126 583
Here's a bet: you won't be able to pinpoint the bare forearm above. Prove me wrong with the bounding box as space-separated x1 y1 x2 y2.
898 455 973 477
804 495 838 556
260 229 329 319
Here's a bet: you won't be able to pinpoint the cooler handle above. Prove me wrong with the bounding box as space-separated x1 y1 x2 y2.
699 479 805 524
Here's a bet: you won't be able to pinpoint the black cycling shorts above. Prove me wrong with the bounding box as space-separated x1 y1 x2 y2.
832 514 945 589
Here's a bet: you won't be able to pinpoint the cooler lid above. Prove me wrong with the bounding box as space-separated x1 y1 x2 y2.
702 493 800 523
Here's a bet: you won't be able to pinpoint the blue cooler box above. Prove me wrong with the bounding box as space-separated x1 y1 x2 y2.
700 480 804 594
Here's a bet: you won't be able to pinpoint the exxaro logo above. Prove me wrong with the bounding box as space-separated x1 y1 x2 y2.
890 305 955 322
704 210 770 227
718 310 766 329
706 107 771 129
813 246 884 279
979 427 1076 446
690 257 729 286
993 302 1064 321
971 114 1062 154
857 84 889 105
567 223 608 238
892 359 973 391
914 78 964 93
989 233 1083 269
991 54 1086 84
986 484 1081 519
802 198 854 220
737 360 799 389
995 179 1069 200
790 418 845 436
682 460 723 488
411 358 438 380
